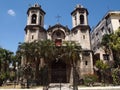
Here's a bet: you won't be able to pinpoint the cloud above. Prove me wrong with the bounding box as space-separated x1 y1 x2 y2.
7 9 16 16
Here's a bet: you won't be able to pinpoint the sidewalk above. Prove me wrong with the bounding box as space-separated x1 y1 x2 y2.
78 86 120 90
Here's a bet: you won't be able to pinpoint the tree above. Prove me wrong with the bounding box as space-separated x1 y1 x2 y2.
0 47 14 85
112 67 120 85
17 40 55 85
95 60 109 85
17 42 35 87
101 28 120 67
101 34 111 55
17 40 81 87
63 41 81 90
109 28 120 67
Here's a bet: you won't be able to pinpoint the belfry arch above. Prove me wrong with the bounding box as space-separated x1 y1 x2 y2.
80 15 84 24
31 14 37 24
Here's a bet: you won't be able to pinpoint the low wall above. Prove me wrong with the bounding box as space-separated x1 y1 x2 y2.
78 86 120 90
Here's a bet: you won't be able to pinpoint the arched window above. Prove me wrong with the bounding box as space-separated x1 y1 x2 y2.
74 16 77 25
31 14 37 24
40 16 42 25
80 15 84 24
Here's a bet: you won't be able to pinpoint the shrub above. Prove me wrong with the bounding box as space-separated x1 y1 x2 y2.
83 74 98 86
0 72 6 86
112 68 120 85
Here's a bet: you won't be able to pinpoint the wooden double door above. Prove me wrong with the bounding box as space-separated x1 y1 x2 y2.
51 60 67 83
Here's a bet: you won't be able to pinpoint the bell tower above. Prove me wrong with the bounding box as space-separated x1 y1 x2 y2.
71 4 91 50
71 4 88 27
71 4 93 76
24 3 46 42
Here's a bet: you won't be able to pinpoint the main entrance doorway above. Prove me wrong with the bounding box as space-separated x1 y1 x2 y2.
51 60 67 83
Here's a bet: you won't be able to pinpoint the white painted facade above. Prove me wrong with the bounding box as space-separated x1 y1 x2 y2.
91 11 120 61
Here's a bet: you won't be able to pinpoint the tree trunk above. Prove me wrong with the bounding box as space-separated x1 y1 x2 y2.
73 65 78 90
35 58 40 85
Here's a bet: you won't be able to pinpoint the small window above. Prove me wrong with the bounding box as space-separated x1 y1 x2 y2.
85 61 88 65
74 30 78 34
103 54 109 60
32 35 34 39
108 28 111 34
101 27 104 32
106 19 111 25
96 32 98 36
83 35 85 39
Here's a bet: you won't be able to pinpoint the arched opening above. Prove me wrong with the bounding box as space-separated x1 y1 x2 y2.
31 14 37 24
40 16 42 25
51 60 67 83
74 15 77 25
80 15 84 24
52 30 65 41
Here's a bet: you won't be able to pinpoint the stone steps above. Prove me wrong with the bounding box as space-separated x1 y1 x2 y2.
48 83 72 90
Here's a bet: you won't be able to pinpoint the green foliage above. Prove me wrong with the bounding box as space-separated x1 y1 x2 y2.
95 60 110 84
9 70 17 81
83 74 98 86
112 68 120 85
0 71 10 81
95 60 109 70
101 34 111 54
17 40 81 86
0 72 6 80
101 28 120 67
0 47 16 85
40 65 48 85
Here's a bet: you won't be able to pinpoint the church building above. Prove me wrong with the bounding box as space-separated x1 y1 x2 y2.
24 3 93 83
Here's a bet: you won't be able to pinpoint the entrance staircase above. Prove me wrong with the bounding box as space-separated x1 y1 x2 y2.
48 83 72 90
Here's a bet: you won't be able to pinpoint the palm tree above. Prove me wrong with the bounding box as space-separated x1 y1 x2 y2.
37 40 55 63
17 42 34 87
17 42 32 64
17 40 81 87
17 40 55 85
37 40 56 85
63 41 81 90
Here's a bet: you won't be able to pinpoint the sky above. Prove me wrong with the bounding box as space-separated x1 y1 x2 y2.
0 0 120 53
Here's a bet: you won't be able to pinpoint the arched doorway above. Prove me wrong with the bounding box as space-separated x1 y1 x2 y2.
51 60 67 83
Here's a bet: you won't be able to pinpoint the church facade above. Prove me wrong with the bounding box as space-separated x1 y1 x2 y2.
24 3 93 83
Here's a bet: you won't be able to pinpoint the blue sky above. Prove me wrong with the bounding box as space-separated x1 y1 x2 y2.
0 0 120 53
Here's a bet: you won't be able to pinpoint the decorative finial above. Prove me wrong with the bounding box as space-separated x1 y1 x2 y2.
56 15 61 23
76 4 83 9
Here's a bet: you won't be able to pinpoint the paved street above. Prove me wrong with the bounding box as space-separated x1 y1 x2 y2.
47 83 120 90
